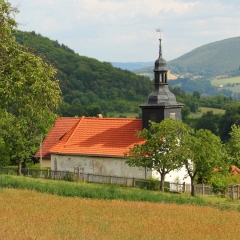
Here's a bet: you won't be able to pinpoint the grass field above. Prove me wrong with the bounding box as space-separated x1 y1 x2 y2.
189 107 225 118
199 107 225 114
1 176 240 239
1 188 240 240
211 76 240 93
107 112 139 118
211 76 240 85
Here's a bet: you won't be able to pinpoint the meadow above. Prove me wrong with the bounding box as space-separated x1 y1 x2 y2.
1 188 240 240
211 76 240 85
199 107 225 114
189 107 225 118
211 76 240 93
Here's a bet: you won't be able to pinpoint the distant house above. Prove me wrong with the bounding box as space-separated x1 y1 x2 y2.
35 38 190 184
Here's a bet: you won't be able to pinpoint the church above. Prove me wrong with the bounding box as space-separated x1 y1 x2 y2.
35 38 190 184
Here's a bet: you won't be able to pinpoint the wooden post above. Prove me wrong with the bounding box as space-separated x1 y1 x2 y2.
183 182 185 192
202 183 205 196
132 177 135 187
78 167 80 180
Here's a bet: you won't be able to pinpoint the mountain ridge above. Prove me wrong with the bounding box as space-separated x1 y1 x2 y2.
132 36 240 78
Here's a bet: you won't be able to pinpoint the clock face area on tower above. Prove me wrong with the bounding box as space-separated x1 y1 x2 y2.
139 38 184 130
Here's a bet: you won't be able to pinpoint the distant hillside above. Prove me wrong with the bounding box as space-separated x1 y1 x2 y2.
133 36 240 77
111 62 153 71
13 30 153 117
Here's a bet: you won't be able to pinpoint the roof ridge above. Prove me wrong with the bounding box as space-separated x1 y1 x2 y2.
63 116 84 147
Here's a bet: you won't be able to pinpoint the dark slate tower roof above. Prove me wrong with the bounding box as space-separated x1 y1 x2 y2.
139 38 184 129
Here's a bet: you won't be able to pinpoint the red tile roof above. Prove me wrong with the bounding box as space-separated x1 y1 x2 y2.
35 117 80 159
231 165 240 175
49 117 144 157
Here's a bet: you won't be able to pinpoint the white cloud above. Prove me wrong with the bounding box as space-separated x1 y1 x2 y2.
8 0 240 62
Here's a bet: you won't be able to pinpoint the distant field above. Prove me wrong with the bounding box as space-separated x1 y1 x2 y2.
211 76 240 85
1 188 240 240
211 76 240 93
199 107 225 114
107 112 139 118
189 107 225 118
108 107 225 119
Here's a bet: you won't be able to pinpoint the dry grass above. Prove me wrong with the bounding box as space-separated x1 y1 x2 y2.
1 189 240 240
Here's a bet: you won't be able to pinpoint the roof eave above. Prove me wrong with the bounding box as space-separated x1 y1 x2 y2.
50 152 129 159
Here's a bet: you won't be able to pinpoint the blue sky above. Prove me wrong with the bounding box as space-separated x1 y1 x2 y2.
9 0 240 62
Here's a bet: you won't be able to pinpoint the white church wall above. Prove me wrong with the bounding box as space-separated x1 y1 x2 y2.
51 154 152 179
151 166 191 184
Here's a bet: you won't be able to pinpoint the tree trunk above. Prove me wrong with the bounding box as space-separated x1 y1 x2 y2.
17 158 23 176
190 176 195 196
159 173 165 192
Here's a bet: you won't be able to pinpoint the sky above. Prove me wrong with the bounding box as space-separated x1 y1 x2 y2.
8 0 240 62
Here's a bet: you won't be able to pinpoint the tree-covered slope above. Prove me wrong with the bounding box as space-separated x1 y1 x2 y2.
13 30 153 116
133 36 240 77
169 36 240 76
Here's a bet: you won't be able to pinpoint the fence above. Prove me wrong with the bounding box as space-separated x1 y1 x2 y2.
194 184 214 196
169 182 191 193
1 167 213 195
228 184 240 200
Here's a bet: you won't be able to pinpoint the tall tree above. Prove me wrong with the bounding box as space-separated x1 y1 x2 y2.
126 119 189 191
195 111 221 135
181 129 223 196
219 105 240 142
224 124 240 168
0 0 61 174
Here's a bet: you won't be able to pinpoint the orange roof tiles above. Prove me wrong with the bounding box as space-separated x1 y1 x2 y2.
231 165 240 175
49 117 144 157
35 117 80 159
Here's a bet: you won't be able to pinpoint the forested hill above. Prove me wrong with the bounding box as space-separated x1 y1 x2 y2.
13 30 153 117
169 36 240 76
134 36 240 77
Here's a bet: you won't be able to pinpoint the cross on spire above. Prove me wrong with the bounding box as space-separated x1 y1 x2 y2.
156 28 163 40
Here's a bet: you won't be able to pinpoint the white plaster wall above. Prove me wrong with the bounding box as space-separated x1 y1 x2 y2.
51 154 153 179
151 166 191 184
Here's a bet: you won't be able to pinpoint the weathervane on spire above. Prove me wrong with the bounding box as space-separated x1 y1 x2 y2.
156 28 163 39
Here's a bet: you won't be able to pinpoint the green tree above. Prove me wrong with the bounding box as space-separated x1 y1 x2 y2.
181 129 223 196
224 124 240 168
195 111 221 135
0 0 61 174
0 136 10 167
219 106 240 142
193 91 200 99
181 106 190 121
126 119 189 191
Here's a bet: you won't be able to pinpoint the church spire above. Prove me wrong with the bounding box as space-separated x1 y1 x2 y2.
139 30 184 130
159 38 162 58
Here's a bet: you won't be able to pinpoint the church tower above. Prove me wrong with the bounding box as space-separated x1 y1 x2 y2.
139 37 184 130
